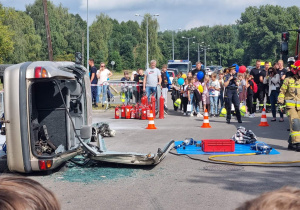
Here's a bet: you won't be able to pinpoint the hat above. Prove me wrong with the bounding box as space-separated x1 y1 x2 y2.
132 71 137 75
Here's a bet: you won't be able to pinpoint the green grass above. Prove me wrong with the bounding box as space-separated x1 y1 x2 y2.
110 70 135 80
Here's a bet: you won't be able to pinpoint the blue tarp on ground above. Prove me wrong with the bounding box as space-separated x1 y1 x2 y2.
174 140 280 155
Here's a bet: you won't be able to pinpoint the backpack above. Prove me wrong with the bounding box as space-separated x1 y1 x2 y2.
250 79 258 93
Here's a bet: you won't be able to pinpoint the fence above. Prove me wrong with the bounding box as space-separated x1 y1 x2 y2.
94 80 161 110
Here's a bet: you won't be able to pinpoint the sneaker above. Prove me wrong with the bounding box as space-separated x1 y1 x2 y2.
183 112 187 116
111 97 115 102
249 114 254 118
190 113 194 117
238 119 242 123
210 114 213 117
197 113 203 117
213 114 216 117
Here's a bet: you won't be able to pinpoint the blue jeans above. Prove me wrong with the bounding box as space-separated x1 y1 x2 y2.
91 86 98 104
189 93 194 113
270 90 283 118
98 85 108 104
210 96 218 115
146 86 157 101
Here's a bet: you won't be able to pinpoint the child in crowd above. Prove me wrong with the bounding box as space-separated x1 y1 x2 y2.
218 72 225 116
202 75 210 113
171 72 182 111
246 74 255 118
209 73 220 117
181 78 189 115
187 77 196 116
193 76 203 117
238 73 246 104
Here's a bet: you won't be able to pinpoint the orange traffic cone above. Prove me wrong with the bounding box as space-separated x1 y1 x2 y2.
201 109 211 128
146 110 157 129
259 108 269 127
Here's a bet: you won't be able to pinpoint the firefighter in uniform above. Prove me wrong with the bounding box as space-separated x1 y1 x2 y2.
224 66 242 124
278 60 300 151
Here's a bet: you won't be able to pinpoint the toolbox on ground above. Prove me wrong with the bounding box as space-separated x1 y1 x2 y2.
201 139 235 152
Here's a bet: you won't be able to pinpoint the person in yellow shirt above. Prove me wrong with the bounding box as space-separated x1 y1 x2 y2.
278 60 300 151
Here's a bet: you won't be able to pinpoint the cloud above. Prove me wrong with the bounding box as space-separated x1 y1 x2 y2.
1 0 297 31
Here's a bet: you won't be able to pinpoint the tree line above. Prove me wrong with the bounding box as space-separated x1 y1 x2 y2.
0 1 300 70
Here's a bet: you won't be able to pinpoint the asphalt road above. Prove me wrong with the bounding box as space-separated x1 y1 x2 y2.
2 94 300 210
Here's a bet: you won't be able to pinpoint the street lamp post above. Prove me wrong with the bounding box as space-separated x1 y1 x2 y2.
135 14 159 69
201 42 210 69
182 36 195 61
86 0 89 70
165 28 181 60
193 42 202 62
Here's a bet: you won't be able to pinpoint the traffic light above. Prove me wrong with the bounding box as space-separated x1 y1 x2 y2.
282 32 290 42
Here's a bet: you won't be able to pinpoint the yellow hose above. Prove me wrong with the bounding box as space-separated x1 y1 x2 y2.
208 153 300 165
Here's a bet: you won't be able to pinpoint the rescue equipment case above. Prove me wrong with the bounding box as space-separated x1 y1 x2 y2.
201 139 235 152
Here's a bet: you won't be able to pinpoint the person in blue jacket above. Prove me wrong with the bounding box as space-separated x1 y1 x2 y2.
161 64 171 110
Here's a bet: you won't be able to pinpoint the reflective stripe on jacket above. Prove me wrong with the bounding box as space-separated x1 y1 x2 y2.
278 75 300 108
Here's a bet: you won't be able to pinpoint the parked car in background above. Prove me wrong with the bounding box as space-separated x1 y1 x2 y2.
167 71 175 84
206 66 216 76
167 68 178 77
167 60 192 75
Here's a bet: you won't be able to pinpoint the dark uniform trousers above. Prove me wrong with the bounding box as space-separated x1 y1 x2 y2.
252 86 264 113
225 88 241 121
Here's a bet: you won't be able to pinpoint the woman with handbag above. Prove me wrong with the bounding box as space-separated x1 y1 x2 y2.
263 67 281 121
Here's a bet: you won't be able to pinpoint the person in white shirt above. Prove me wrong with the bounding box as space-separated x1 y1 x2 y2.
96 62 113 107
209 73 220 117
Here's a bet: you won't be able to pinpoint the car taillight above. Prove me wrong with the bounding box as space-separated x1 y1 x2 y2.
39 160 53 170
34 66 48 78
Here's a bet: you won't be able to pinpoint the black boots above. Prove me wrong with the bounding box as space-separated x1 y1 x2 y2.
288 143 300 152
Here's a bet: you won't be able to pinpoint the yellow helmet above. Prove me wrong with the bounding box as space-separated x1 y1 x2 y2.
181 74 187 79
120 92 126 103
240 105 246 117
174 98 181 107
219 108 227 117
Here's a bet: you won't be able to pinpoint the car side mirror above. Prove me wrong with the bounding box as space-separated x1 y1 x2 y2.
80 125 92 139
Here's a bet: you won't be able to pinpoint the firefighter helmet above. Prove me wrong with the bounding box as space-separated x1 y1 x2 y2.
174 98 181 107
291 60 300 75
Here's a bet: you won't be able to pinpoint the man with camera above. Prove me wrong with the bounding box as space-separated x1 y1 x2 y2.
224 65 242 124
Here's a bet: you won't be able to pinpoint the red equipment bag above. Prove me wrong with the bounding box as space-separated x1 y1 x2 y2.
201 139 235 152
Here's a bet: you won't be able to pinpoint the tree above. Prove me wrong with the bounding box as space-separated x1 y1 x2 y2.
109 51 122 72
89 13 113 64
2 8 41 63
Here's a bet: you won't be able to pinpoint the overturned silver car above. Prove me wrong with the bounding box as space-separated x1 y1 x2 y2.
3 61 174 173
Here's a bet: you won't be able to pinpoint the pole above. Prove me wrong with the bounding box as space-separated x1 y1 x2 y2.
172 31 174 60
42 0 53 61
82 31 84 65
204 48 207 69
197 44 200 62
146 17 149 69
187 38 190 61
86 0 89 70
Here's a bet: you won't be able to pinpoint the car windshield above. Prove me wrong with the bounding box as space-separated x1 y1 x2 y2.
168 64 188 73
207 66 217 71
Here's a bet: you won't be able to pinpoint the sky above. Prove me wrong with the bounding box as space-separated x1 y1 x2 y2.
1 0 297 31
